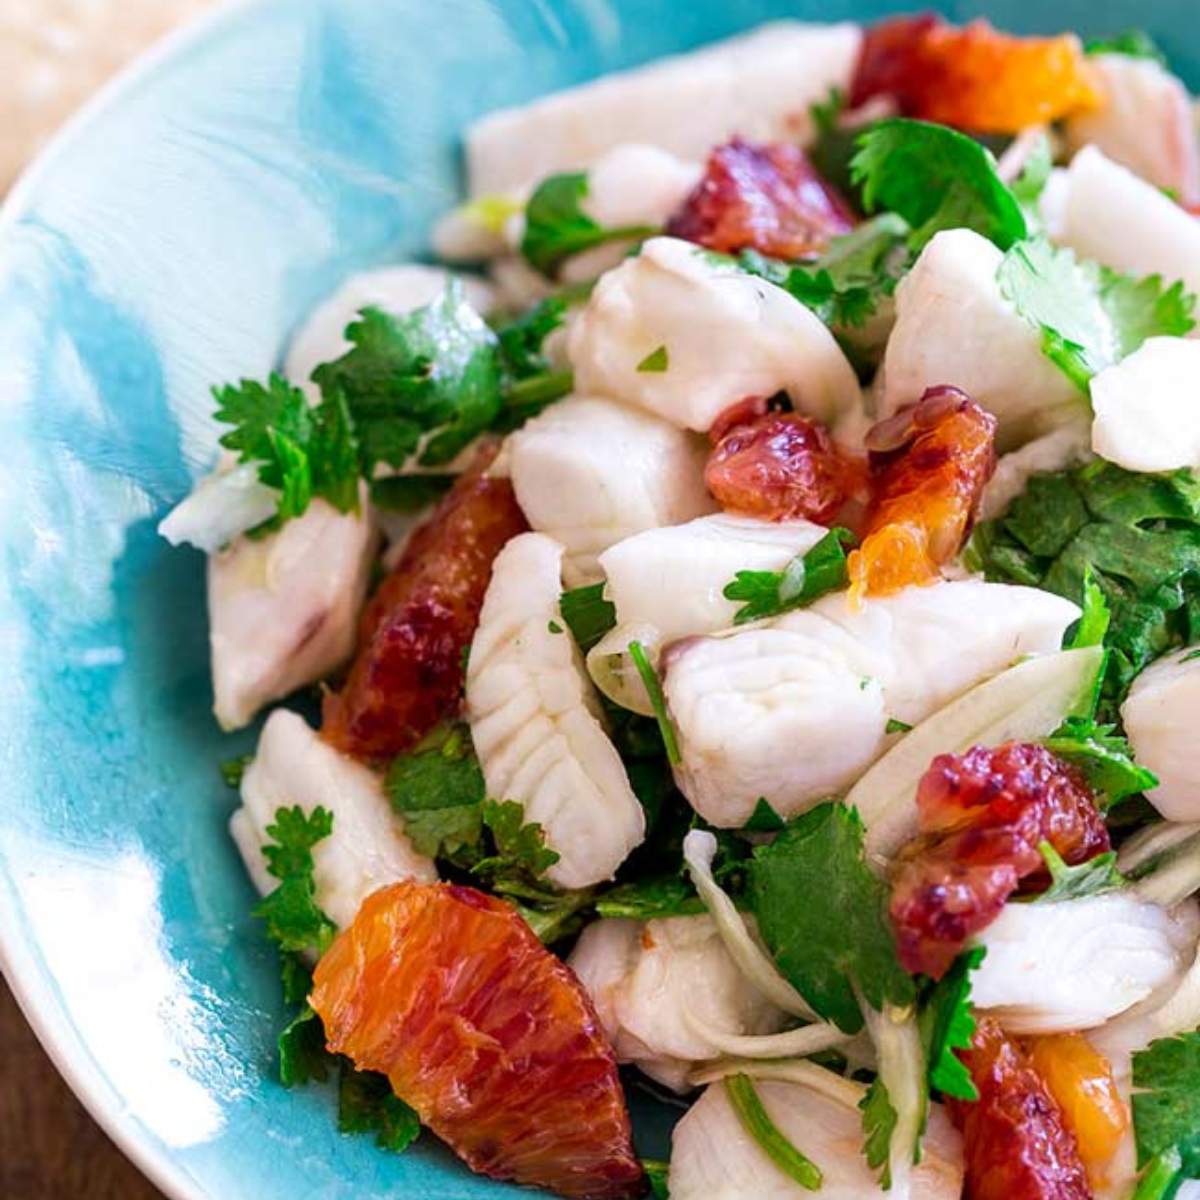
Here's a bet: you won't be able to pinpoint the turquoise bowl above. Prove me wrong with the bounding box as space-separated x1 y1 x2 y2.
1 1 1194 1196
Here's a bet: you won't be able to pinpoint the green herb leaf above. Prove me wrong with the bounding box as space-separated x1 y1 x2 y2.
1069 569 1113 649
1033 843 1127 903
1085 29 1169 65
594 875 705 920
313 283 502 472
254 806 337 956
369 473 454 513
278 1003 330 1088
472 799 560 881
918 947 984 1101
1132 1033 1200 1177
859 1078 898 1185
219 753 252 788
1099 268 1197 358
749 802 916 1034
521 172 659 276
725 527 855 625
495 295 568 379
559 583 617 652
338 1063 421 1154
886 718 913 735
744 798 787 833
1010 135 1054 223
385 724 486 859
629 640 681 766
851 119 1027 252
1044 715 1158 805
637 345 670 373
724 1074 823 1191
642 1159 671 1200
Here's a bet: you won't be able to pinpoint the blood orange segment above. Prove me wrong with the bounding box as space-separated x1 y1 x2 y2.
889 742 1110 979
665 137 855 259
310 882 645 1200
848 386 996 600
851 15 1101 134
705 402 864 523
1026 1034 1128 1188
322 440 527 760
948 1018 1091 1200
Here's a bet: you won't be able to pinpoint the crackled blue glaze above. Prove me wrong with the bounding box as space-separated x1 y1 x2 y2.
0 1 1194 1196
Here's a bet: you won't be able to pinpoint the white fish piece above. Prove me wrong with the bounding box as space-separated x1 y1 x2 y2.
600 513 830 643
157 461 278 553
284 264 496 396
669 1077 963 1200
209 493 378 731
568 914 789 1092
569 237 862 433
664 580 1079 826
1092 337 1200 470
466 22 862 196
466 533 645 888
971 893 1200 1035
1123 647 1200 820
978 423 1092 521
1045 145 1200 299
507 394 715 586
880 228 1091 451
230 709 436 930
1065 55 1200 206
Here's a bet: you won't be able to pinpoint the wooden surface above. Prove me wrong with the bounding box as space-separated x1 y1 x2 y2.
1 973 166 1199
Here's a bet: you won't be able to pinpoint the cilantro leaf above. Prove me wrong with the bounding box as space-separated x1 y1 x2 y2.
254 806 337 956
369 473 454 513
1069 569 1112 649
749 802 916 1034
594 875 705 920
1133 1033 1200 1176
724 1074 823 1190
642 1159 671 1200
338 1064 421 1154
998 239 1196 390
725 527 855 624
313 283 502 472
495 295 567 379
886 718 913 735
1033 843 1127 902
1043 716 1158 805
214 374 359 529
1085 29 1169 65
744 798 787 833
559 583 617 653
860 1078 898 1186
637 345 670 373
521 172 659 276
386 724 486 859
219 753 252 788
851 119 1027 252
471 799 560 881
919 947 984 1102
278 1002 329 1088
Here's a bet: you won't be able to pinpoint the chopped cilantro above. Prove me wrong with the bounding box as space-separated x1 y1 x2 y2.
859 1078 897 1185
749 802 916 1034
642 1159 671 1200
214 375 359 529
885 718 913 735
548 619 563 634
851 119 1027 252
1069 569 1112 649
997 238 1196 390
918 947 984 1101
724 527 855 624
521 172 659 276
594 875 705 920
559 583 617 652
1043 716 1158 806
369 473 454 513
254 806 337 956
1009 134 1053 223
1132 1032 1200 1186
637 345 670 373
744 798 786 833
1085 29 1169 65
219 753 252 789
277 958 329 1089
495 295 567 379
1033 843 1127 902
724 1074 823 1190
471 799 560 881
337 1063 421 1154
628 640 681 766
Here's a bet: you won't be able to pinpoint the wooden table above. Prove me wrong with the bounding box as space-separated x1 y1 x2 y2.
1 974 166 1199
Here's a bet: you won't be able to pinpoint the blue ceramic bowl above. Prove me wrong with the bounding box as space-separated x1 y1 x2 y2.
1 1 1195 1196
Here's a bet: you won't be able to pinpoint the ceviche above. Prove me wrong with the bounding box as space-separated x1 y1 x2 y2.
160 13 1200 1200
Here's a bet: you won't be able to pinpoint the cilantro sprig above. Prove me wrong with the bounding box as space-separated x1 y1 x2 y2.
917 947 985 1101
559 583 617 652
1032 843 1127 902
521 172 659 276
724 527 855 625
1132 1033 1200 1193
254 806 338 955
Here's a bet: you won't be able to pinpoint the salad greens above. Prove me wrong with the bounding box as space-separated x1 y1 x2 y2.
724 527 855 624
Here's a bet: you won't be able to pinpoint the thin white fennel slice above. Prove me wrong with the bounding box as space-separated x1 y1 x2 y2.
853 645 1104 863
683 829 816 1020
862 1002 927 1200
682 1009 850 1060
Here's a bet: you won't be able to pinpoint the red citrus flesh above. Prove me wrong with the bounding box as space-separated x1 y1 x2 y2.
322 440 528 760
310 882 645 1200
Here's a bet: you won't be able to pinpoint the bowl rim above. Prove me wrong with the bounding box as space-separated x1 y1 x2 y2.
0 7 264 1197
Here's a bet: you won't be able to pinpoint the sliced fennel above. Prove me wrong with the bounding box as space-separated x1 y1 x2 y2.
861 1002 927 1200
1129 828 1200 907
690 1057 868 1111
157 462 280 551
683 830 818 1020
852 646 1105 862
683 1009 851 1059
1120 822 1200 875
